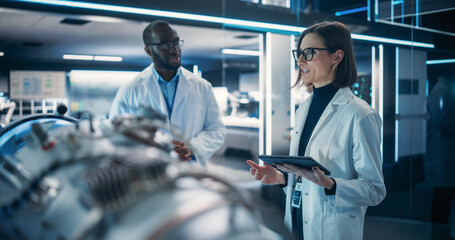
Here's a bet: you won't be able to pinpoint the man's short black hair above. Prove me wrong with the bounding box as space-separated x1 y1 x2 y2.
143 20 172 45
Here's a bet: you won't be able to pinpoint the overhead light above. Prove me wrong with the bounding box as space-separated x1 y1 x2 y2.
239 98 250 104
335 7 368 17
19 0 434 48
426 59 455 65
19 0 304 33
351 33 434 48
63 54 123 62
0 52 4 56
63 54 93 60
93 55 123 62
221 49 260 56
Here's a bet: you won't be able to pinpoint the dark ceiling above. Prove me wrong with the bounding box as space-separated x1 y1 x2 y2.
0 0 453 72
0 7 260 72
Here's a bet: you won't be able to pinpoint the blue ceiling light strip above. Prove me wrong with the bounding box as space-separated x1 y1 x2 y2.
426 59 455 65
351 33 433 48
416 0 420 27
17 0 305 34
17 0 434 48
374 0 379 22
367 0 371 22
335 7 368 17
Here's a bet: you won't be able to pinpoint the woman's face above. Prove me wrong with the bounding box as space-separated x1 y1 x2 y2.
297 33 336 88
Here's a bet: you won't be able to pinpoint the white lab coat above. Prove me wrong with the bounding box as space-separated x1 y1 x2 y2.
109 64 226 164
283 87 386 240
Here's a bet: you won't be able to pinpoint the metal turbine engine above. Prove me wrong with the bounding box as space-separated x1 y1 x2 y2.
0 110 282 240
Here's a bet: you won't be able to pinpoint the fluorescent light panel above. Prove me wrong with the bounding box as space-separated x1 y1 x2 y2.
375 0 379 21
367 0 371 21
394 47 399 163
351 33 433 48
371 46 376 109
379 44 384 121
265 33 272 155
0 52 4 56
416 0 419 27
63 54 93 60
379 44 384 161
18 0 434 48
258 33 265 158
93 55 122 62
426 59 455 65
221 49 260 56
63 54 122 62
19 0 304 33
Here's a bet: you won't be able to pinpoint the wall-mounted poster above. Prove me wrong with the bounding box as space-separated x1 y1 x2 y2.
9 71 66 99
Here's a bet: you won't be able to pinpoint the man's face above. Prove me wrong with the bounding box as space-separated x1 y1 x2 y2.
145 26 181 70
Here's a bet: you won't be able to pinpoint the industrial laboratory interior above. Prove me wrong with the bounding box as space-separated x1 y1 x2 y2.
0 0 454 239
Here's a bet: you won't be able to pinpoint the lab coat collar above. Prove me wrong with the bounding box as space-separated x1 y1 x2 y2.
306 87 353 155
331 87 353 105
152 66 181 85
146 64 195 121
291 87 353 156
294 87 352 127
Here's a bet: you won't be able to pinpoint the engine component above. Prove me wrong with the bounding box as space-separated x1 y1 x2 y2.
0 110 284 240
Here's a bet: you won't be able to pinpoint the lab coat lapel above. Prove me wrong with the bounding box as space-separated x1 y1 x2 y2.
171 69 191 121
148 64 169 117
305 88 352 155
286 94 313 231
290 95 313 156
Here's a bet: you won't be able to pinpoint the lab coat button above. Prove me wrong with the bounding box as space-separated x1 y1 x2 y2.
305 193 308 196
296 131 299 134
304 221 307 224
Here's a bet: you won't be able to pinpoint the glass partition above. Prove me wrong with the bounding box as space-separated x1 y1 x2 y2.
367 1 455 239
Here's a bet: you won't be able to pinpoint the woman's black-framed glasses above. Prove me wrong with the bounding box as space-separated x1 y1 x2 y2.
292 47 330 62
149 39 184 50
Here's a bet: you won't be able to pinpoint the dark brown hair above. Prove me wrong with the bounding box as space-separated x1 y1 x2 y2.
293 21 357 88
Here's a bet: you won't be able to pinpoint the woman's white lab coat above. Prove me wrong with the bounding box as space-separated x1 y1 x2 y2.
109 64 226 164
283 87 386 240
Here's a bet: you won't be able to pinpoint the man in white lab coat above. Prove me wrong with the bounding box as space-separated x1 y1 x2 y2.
109 20 226 164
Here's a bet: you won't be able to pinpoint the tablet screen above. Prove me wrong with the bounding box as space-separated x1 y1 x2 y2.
258 155 331 175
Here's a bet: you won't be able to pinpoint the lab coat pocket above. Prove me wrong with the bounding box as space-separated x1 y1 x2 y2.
323 202 361 239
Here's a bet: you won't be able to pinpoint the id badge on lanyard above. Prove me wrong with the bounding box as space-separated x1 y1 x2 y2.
291 182 303 208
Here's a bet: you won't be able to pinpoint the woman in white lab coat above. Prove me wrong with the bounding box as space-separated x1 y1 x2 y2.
247 21 386 240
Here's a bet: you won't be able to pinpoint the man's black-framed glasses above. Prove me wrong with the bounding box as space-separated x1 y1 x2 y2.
149 39 184 50
292 47 330 62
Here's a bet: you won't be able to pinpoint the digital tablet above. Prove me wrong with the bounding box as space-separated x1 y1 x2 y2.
258 155 331 176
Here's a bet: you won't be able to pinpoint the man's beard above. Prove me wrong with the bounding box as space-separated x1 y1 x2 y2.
153 52 180 70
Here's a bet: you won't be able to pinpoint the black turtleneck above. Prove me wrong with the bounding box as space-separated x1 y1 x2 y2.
298 83 339 156
291 83 339 240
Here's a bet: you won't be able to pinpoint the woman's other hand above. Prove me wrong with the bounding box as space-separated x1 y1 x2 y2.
246 160 286 185
276 163 334 190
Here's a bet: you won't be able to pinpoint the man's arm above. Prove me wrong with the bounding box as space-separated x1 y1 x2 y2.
109 85 136 121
